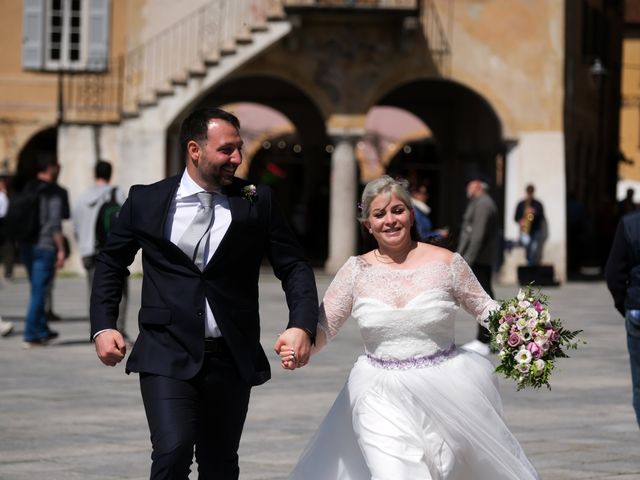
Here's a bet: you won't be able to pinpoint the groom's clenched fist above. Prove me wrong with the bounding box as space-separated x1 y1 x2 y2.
94 330 126 367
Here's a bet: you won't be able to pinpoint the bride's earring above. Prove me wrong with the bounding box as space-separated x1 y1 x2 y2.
368 228 373 234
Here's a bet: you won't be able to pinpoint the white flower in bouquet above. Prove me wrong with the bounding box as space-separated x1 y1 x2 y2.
532 359 546 376
515 348 532 364
526 307 539 319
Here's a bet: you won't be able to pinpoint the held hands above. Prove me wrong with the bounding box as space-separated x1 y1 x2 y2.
94 330 127 367
278 345 298 370
274 327 311 371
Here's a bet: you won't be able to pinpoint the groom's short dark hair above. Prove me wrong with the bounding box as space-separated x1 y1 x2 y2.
179 107 241 158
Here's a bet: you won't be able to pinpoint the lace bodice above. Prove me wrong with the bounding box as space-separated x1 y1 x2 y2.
319 253 498 359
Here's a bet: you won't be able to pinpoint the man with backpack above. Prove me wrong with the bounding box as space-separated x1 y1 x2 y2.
5 153 66 347
72 160 129 343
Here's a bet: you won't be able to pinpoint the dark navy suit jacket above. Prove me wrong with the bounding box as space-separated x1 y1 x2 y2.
90 175 318 386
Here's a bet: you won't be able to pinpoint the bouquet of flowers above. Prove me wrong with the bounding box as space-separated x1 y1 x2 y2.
487 286 582 391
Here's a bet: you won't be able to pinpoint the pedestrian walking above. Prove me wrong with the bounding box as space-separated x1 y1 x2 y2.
457 173 498 357
7 153 66 347
73 160 129 342
605 209 640 427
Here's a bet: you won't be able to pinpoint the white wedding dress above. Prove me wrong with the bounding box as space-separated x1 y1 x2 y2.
290 253 539 480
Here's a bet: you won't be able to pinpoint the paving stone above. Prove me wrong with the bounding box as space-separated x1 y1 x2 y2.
0 272 638 479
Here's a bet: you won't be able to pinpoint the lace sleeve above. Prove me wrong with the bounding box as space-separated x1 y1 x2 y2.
318 256 357 342
450 253 499 327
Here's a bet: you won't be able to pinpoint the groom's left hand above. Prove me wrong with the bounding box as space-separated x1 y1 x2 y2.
274 327 311 368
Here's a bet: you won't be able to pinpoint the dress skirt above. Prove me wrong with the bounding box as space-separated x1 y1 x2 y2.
289 348 539 480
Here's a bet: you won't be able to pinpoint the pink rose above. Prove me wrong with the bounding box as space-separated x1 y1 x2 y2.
546 328 559 342
533 301 545 313
503 314 515 324
527 341 543 359
508 332 522 347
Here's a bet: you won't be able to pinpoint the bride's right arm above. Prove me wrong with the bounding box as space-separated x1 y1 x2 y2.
280 257 356 364
315 257 357 352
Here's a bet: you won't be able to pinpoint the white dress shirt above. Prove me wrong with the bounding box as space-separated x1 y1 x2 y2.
165 170 231 338
95 170 231 340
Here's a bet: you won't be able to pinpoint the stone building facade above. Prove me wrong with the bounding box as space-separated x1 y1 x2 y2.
0 0 623 280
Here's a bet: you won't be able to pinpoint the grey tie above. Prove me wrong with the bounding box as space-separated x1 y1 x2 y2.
177 192 214 270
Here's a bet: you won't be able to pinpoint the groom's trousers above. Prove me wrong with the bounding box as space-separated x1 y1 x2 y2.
140 343 251 480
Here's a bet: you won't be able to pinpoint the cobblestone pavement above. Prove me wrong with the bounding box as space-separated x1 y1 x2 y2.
0 269 638 479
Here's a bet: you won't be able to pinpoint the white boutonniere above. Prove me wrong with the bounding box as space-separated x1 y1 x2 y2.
242 184 257 204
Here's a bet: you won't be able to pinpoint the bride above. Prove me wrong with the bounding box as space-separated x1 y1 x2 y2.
278 175 539 480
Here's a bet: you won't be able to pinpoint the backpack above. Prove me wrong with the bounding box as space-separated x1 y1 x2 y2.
4 181 45 244
94 187 121 250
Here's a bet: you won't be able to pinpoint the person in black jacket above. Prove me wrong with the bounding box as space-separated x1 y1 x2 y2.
605 210 640 427
18 154 67 347
91 107 319 479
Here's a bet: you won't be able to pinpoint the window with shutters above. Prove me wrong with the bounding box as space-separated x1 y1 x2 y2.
23 0 110 72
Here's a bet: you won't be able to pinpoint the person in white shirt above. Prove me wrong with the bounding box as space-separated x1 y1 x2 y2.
72 160 129 342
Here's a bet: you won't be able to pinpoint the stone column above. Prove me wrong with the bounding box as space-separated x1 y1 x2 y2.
57 125 97 274
324 130 361 275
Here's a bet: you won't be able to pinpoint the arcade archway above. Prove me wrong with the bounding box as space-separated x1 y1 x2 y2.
15 127 57 192
375 78 504 243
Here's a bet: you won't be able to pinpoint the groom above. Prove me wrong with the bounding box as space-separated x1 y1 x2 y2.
90 107 319 479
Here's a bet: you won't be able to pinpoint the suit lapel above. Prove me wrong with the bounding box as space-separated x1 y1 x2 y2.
157 176 181 240
135 175 183 254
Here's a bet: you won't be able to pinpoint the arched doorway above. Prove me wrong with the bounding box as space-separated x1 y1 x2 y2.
15 127 57 193
376 78 504 245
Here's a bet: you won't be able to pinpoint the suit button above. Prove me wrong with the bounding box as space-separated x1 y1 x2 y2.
197 310 204 317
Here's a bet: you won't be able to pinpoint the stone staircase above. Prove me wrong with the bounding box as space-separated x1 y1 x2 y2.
121 0 287 118
62 0 448 124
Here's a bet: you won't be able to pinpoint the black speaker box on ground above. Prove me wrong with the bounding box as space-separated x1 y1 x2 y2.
517 265 559 286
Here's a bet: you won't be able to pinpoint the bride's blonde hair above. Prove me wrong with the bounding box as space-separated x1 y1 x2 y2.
357 175 412 225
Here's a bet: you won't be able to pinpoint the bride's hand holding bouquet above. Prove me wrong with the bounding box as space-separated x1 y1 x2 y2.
488 286 583 391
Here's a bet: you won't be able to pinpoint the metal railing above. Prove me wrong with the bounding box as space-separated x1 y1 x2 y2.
61 0 448 123
122 0 275 114
423 0 450 75
62 58 123 124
